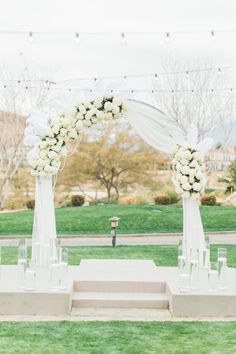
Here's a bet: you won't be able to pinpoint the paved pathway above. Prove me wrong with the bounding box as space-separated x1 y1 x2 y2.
0 232 235 246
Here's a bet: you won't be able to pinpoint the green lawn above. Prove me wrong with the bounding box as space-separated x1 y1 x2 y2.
0 204 235 236
2 244 236 267
0 321 235 354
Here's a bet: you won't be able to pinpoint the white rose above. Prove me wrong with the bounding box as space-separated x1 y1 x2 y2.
93 100 102 109
112 97 122 106
59 128 67 137
76 112 84 120
39 150 47 159
195 170 203 179
189 176 195 184
182 182 191 191
75 121 83 132
175 187 183 194
91 117 98 124
96 111 105 120
182 191 191 199
48 150 58 159
84 102 92 109
184 150 192 160
192 152 202 161
112 106 120 115
78 105 86 114
176 163 182 171
189 168 196 176
51 124 60 134
122 103 128 111
104 101 113 111
46 138 57 146
52 144 61 152
83 120 92 128
37 158 47 167
189 160 198 168
106 112 113 120
180 175 188 184
181 165 190 175
180 159 188 166
68 129 78 139
85 111 93 119
193 182 201 192
40 141 48 149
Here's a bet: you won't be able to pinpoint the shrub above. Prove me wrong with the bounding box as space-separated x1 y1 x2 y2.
119 197 136 205
154 193 171 205
26 199 35 209
205 188 216 194
90 198 118 206
167 191 180 204
71 195 85 207
201 194 216 206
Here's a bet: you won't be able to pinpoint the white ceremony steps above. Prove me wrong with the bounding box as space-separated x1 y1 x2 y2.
70 260 169 313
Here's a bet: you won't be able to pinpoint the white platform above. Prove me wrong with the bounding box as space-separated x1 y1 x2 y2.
0 260 235 317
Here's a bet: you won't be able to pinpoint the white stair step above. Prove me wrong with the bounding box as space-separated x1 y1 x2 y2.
70 307 172 320
72 292 169 309
73 280 166 293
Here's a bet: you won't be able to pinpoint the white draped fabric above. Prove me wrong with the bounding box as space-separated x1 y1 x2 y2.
126 99 214 264
32 176 57 265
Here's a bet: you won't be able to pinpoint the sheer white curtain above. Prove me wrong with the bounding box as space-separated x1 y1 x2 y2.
126 99 214 263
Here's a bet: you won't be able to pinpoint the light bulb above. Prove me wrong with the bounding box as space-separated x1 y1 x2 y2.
29 31 33 43
75 32 80 44
121 32 126 44
210 30 215 41
217 67 221 74
165 32 170 44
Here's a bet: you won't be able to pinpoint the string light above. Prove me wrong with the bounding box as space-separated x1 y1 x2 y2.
154 73 158 80
165 32 171 44
211 30 215 40
75 32 80 44
0 84 235 94
217 67 222 74
185 71 189 78
29 31 33 43
120 32 126 44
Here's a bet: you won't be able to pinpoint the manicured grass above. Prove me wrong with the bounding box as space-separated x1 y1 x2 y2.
2 245 236 267
0 204 235 236
0 321 235 354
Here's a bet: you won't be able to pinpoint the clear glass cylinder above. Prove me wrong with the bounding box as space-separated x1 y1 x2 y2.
218 248 227 262
60 248 68 290
49 239 60 265
208 262 219 292
190 260 199 290
18 238 27 265
202 248 210 268
23 263 36 291
50 263 61 290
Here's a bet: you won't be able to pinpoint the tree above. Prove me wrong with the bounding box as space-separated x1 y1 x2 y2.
219 159 236 194
57 122 168 200
0 65 53 209
152 59 235 141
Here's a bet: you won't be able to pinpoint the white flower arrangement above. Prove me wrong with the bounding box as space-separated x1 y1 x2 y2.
25 97 127 177
172 144 206 199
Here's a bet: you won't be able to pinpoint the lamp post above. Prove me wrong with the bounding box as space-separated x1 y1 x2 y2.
109 216 120 247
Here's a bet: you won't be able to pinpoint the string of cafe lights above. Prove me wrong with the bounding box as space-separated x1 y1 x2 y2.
1 65 236 85
1 28 236 43
0 84 236 95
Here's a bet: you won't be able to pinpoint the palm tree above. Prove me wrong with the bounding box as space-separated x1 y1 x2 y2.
218 160 236 194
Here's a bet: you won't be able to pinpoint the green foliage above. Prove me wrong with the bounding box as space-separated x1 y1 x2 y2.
71 195 85 207
201 194 216 206
154 193 170 205
166 191 180 204
26 200 35 209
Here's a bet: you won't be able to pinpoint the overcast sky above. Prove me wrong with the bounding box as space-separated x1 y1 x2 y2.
0 0 236 78
0 0 235 113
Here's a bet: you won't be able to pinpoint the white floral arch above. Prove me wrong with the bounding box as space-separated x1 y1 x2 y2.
24 97 214 266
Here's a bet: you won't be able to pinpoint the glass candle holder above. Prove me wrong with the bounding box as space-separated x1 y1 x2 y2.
23 262 36 291
18 238 27 265
60 248 68 290
208 262 219 292
190 260 199 290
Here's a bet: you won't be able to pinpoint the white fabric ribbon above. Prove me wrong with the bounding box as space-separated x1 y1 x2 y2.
126 100 214 264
